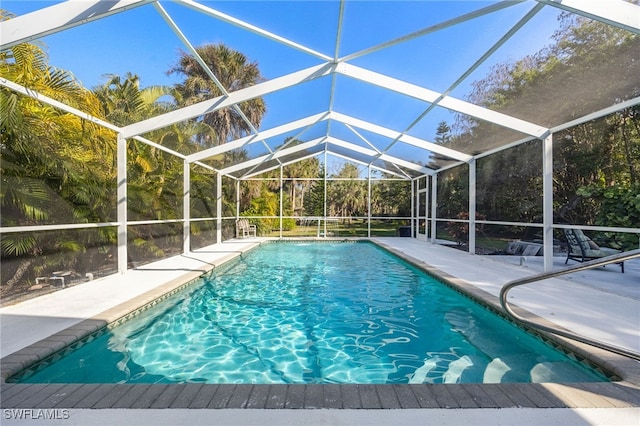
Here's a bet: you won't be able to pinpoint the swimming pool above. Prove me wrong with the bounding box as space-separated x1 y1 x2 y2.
11 241 609 384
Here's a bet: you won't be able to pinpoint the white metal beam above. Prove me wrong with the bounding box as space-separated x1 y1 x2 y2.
117 133 128 274
279 165 283 238
219 138 326 175
469 158 476 255
384 2 544 159
0 78 121 132
325 150 408 179
242 151 323 179
326 136 378 158
121 63 336 138
536 0 640 33
334 1 346 61
368 160 411 180
236 144 405 179
187 112 329 163
330 112 472 162
411 179 416 238
327 137 433 176
542 133 554 272
153 2 227 95
154 1 277 162
399 134 469 163
0 78 194 162
430 174 438 244
190 107 471 170
470 96 640 163
337 64 549 138
367 166 372 237
183 161 190 254
327 0 347 140
340 1 522 62
216 172 222 243
344 123 383 155
175 0 333 61
235 180 240 217
0 0 154 49
343 122 413 178
551 96 640 134
240 131 305 178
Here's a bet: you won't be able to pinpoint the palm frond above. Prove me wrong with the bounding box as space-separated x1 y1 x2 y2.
0 90 22 130
1 175 51 221
0 234 37 256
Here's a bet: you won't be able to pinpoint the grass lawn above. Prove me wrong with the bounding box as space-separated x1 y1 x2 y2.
263 220 405 237
260 221 512 253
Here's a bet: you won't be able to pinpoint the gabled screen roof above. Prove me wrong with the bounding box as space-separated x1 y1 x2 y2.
2 0 639 179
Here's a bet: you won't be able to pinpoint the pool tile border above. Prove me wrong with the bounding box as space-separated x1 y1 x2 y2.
1 238 639 410
1 382 640 410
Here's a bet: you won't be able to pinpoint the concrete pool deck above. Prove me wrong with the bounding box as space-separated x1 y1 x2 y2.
1 237 639 425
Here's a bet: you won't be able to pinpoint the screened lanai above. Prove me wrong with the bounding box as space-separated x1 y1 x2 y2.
1 0 639 301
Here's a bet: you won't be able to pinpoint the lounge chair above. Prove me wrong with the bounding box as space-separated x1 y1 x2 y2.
563 228 624 273
236 218 256 239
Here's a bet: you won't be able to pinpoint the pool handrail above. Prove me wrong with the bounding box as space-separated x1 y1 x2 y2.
499 249 640 361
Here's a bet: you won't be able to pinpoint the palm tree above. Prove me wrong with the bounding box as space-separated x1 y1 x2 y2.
168 43 266 146
93 73 175 126
94 73 193 262
0 30 115 292
329 163 367 220
284 160 321 216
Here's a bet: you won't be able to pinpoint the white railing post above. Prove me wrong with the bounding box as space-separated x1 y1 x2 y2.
183 161 190 254
323 151 328 238
425 177 430 240
236 179 240 218
367 166 372 238
469 158 476 255
543 133 554 272
280 165 283 239
117 133 127 274
411 178 415 238
430 174 438 244
216 172 222 244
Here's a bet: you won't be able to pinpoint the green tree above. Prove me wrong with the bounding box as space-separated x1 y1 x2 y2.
169 43 267 237
576 184 640 250
303 172 326 217
435 121 451 145
281 139 321 216
371 179 411 217
456 11 639 239
168 43 266 146
241 186 284 235
0 24 116 292
94 73 189 262
327 163 367 219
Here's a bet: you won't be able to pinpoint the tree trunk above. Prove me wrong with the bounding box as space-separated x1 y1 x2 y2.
618 112 637 186
5 259 34 290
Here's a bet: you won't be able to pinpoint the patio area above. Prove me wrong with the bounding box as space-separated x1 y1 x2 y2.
1 238 638 425
1 1 639 424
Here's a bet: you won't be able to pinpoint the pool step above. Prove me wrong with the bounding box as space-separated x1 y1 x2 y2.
407 306 605 384
409 354 485 384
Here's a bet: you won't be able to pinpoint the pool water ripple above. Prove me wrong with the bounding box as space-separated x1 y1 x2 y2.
15 242 609 384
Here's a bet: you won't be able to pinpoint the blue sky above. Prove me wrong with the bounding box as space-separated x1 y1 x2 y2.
2 1 562 161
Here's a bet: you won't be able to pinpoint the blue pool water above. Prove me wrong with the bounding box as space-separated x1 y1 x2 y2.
15 242 608 384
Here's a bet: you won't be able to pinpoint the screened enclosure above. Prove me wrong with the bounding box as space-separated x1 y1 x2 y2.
1 0 639 303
